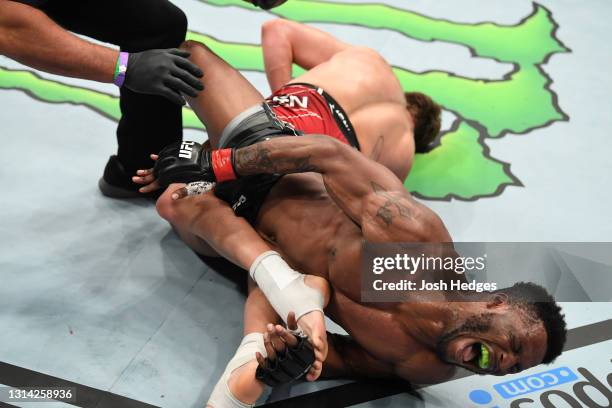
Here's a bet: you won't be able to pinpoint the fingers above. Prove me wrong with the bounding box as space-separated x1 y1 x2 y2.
132 174 155 185
267 324 287 354
275 324 298 348
133 154 160 191
311 333 327 354
307 360 323 381
132 166 160 193
168 48 191 59
173 55 204 78
286 312 298 331
164 77 199 98
135 168 153 176
306 363 322 382
263 332 277 362
255 351 267 368
139 180 160 194
313 348 325 370
133 168 155 185
158 88 186 106
171 186 189 200
259 318 324 384
172 68 204 93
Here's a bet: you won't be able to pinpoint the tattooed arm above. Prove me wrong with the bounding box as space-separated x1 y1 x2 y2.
234 135 451 242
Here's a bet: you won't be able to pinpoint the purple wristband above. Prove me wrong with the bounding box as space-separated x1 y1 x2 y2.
113 51 129 87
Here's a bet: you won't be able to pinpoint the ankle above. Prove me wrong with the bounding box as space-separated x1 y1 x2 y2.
304 275 331 305
227 361 264 404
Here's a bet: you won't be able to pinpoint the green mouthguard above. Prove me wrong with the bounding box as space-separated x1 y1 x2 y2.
478 344 490 369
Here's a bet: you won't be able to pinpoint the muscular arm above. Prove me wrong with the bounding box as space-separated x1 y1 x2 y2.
322 333 395 379
233 135 451 242
0 0 116 82
261 19 350 91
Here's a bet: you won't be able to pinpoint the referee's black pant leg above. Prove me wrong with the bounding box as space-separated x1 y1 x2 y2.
43 0 188 172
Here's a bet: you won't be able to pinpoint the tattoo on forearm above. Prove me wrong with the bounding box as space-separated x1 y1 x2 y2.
235 143 319 175
236 144 274 173
371 181 412 227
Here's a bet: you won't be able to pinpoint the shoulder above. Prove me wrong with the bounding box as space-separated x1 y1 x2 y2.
354 102 409 124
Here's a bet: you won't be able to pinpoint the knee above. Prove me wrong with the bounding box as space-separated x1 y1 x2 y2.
262 18 291 39
179 39 200 51
179 39 212 55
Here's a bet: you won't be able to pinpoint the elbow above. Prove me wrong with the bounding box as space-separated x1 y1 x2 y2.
310 135 346 162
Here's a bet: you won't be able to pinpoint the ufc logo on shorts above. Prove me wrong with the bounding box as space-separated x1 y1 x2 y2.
232 195 247 211
179 141 195 159
272 95 308 109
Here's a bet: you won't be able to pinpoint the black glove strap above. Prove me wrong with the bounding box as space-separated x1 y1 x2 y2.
255 334 315 387
153 141 215 187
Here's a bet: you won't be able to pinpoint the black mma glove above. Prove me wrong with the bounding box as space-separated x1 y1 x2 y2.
125 49 204 105
248 0 288 10
255 333 315 386
153 141 238 187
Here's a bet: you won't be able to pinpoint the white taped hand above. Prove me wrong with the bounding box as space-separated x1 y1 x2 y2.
249 251 324 322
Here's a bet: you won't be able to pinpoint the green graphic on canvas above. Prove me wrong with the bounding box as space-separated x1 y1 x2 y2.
0 1 569 200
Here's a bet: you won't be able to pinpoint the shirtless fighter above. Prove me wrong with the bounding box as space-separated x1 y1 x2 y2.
137 21 567 407
139 17 442 381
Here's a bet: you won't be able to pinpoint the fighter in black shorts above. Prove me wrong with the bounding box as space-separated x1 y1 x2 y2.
135 19 447 405
134 20 561 408
214 86 361 225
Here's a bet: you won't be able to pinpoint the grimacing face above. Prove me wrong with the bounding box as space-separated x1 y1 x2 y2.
439 309 548 376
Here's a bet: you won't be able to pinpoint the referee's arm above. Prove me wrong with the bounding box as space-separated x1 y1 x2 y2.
0 0 117 82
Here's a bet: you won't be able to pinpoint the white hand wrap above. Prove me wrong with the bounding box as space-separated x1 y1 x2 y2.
249 251 324 322
207 333 267 408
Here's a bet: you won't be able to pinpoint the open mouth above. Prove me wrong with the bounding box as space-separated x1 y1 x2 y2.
461 342 491 370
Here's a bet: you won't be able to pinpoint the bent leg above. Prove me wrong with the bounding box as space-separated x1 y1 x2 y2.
290 46 404 115
157 185 330 381
262 19 351 91
289 45 413 179
180 40 264 147
156 184 271 269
